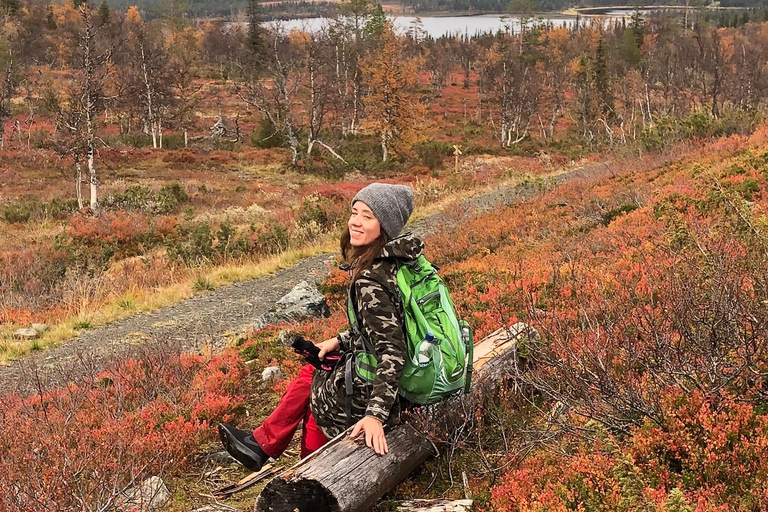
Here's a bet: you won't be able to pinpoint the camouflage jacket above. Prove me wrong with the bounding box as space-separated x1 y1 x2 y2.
310 234 425 439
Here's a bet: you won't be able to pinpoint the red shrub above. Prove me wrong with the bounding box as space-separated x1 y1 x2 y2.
0 349 247 512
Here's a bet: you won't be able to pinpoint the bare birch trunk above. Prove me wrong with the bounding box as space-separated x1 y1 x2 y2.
76 161 84 210
82 3 98 213
381 130 388 162
141 43 157 149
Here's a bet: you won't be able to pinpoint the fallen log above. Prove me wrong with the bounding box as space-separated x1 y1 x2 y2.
255 322 538 512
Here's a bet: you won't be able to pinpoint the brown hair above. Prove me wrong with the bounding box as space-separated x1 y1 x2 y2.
340 227 389 282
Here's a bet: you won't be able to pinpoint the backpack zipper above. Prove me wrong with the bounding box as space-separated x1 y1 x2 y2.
416 290 440 307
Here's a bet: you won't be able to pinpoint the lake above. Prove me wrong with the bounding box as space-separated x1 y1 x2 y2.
268 10 642 38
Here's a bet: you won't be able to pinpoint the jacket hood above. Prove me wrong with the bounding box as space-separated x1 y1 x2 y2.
378 233 424 261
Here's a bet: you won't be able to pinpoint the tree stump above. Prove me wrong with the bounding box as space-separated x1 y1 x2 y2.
255 323 538 512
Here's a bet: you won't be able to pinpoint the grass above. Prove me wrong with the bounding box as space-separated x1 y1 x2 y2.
0 241 336 363
192 276 215 292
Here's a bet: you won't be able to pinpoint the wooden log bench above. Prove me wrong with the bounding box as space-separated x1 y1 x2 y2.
255 323 538 512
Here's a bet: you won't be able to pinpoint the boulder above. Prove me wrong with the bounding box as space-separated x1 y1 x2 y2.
261 366 284 383
31 323 49 333
254 281 330 329
13 328 39 340
117 476 170 512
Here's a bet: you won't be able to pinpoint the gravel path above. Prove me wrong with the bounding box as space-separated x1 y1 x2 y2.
0 163 601 395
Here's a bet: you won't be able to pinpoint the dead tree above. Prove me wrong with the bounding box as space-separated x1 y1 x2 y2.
0 50 20 150
256 323 538 512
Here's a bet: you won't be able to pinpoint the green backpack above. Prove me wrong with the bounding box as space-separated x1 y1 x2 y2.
347 254 473 405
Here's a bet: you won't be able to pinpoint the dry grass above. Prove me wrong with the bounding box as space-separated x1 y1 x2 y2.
0 240 336 363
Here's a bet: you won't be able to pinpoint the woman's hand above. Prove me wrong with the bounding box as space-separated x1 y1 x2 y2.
350 416 388 455
316 337 340 360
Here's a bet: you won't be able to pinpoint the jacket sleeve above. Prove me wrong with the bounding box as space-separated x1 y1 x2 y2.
354 277 406 423
336 330 352 352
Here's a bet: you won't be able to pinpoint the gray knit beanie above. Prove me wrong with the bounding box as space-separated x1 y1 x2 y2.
351 183 414 238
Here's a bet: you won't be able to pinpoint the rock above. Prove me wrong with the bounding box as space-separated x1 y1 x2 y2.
31 323 49 333
117 476 170 512
261 366 284 383
397 499 474 512
277 329 295 345
206 451 236 464
13 328 39 340
254 281 330 329
192 506 238 512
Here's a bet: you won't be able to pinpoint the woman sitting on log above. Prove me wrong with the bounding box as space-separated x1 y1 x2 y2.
218 182 422 470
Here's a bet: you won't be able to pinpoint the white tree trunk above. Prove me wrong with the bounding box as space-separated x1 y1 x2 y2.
381 131 389 163
141 43 157 149
88 148 97 211
76 161 84 210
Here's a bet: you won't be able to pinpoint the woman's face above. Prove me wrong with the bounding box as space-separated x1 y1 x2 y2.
348 201 382 247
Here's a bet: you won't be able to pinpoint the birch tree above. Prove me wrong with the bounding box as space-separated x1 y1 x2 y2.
59 0 115 212
121 7 172 148
238 24 302 165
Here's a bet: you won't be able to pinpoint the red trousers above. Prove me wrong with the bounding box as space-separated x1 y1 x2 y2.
253 364 329 459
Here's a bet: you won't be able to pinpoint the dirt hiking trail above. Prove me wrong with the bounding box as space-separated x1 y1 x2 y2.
0 164 605 395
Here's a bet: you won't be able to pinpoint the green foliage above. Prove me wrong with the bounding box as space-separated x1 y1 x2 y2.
216 222 251 258
98 0 110 24
600 204 638 226
73 319 92 329
252 223 289 255
641 108 763 152
115 296 136 310
618 28 642 70
167 223 215 266
251 117 284 149
665 488 694 512
192 275 214 291
42 198 80 219
738 177 760 201
156 182 190 212
298 194 337 230
103 183 188 214
104 185 153 211
3 203 32 223
333 136 388 174
166 221 253 267
414 140 452 170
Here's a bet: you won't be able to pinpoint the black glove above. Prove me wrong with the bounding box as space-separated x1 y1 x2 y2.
290 335 341 371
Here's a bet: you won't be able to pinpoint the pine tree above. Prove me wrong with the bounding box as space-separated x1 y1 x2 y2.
98 0 110 26
593 36 613 119
247 0 265 62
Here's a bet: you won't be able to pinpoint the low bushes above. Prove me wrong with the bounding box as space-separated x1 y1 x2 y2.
0 349 248 512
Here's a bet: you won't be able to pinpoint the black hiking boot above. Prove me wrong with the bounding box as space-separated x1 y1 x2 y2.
217 423 269 472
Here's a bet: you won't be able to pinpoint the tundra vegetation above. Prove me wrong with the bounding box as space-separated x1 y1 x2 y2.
2 0 768 510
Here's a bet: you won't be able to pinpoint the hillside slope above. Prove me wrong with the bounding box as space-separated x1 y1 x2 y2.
1 129 767 511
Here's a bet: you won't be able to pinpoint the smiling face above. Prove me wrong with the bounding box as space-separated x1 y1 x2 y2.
348 201 382 247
